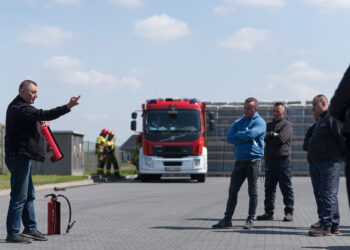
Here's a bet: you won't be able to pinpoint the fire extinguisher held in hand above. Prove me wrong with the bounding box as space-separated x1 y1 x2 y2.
40 121 64 162
45 194 76 235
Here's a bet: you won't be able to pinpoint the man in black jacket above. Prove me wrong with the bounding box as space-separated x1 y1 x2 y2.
304 95 342 237
329 65 350 206
5 80 80 244
256 102 294 222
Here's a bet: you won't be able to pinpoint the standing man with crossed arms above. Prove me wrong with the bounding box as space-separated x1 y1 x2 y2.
212 97 266 230
256 102 294 222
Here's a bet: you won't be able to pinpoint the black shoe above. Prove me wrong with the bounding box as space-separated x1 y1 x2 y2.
6 234 32 244
283 213 293 222
311 220 320 228
212 219 232 229
22 230 47 241
256 213 274 221
331 228 340 235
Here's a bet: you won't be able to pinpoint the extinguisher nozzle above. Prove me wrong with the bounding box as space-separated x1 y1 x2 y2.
66 220 76 233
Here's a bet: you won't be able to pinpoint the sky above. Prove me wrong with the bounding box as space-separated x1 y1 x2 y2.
1 0 350 145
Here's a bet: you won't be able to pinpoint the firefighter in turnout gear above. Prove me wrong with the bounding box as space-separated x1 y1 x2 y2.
105 130 121 177
96 129 108 175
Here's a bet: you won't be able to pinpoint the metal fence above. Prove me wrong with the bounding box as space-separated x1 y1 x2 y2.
82 141 123 173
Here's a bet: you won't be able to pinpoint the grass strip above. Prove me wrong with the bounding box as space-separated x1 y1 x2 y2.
0 175 88 190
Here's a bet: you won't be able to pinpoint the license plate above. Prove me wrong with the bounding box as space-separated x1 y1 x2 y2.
165 166 181 171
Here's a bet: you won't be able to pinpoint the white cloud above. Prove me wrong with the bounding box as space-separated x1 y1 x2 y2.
53 0 80 4
264 61 341 100
19 24 76 46
44 56 83 70
108 0 143 8
43 56 142 90
83 113 110 122
218 27 272 51
233 0 284 7
134 14 190 41
302 0 350 8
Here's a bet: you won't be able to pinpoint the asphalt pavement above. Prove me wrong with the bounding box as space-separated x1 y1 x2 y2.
0 177 350 250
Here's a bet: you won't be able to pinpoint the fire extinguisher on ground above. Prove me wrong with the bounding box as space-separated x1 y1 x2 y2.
45 194 76 235
40 121 64 162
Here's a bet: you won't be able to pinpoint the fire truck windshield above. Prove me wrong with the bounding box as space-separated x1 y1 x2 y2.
145 109 201 133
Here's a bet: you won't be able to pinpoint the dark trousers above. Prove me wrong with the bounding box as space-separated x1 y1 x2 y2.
264 156 294 215
5 156 37 236
309 161 340 230
224 160 260 221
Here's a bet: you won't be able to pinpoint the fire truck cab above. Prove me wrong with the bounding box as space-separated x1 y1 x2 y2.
131 98 214 182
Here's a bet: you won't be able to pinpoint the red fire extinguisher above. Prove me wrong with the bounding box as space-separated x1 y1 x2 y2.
45 194 76 235
40 121 64 162
46 194 60 235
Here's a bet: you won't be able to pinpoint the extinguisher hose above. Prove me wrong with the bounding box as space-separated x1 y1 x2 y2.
57 194 76 233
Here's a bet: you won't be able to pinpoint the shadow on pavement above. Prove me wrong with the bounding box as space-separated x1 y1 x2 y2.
186 218 246 222
303 247 350 250
150 226 212 230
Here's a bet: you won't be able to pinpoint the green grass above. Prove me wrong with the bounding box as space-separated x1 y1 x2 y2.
0 175 88 190
84 163 138 176
0 163 138 190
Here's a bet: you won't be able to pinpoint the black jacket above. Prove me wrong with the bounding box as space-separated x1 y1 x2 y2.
304 111 343 164
329 65 350 123
329 64 350 137
5 95 70 162
264 118 292 159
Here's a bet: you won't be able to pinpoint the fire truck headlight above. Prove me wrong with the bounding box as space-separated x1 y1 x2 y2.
145 157 153 168
193 159 201 168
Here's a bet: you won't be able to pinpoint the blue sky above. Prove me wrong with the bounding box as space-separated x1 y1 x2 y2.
1 0 350 144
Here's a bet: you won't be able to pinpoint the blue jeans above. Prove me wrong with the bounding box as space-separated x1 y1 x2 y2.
309 161 340 231
5 156 37 236
264 156 294 215
224 160 260 221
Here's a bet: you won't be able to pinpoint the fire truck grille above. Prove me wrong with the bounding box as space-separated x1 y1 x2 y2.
153 145 193 158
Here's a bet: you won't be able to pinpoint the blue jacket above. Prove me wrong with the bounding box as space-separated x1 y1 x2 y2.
227 112 266 161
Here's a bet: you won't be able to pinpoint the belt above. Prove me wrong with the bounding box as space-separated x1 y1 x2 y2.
236 160 259 163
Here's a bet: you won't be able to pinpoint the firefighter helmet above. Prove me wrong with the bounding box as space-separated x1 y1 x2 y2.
109 131 115 137
101 128 109 135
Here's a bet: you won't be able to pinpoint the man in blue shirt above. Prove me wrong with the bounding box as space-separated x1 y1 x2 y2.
212 97 266 229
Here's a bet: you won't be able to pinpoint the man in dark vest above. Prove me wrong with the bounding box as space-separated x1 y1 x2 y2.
329 65 350 207
304 95 342 236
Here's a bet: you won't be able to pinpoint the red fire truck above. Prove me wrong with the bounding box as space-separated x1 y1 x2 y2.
131 98 214 182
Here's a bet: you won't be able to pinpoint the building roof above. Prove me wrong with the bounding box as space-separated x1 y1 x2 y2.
120 134 137 151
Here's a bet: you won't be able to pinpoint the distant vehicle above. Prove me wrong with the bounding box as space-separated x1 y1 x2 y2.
131 98 215 182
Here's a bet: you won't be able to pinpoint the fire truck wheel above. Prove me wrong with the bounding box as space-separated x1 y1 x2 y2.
140 174 149 182
140 174 161 182
191 174 206 183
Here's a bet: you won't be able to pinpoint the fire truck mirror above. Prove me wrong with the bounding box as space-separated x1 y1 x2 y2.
131 112 138 119
209 120 216 131
131 120 137 131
